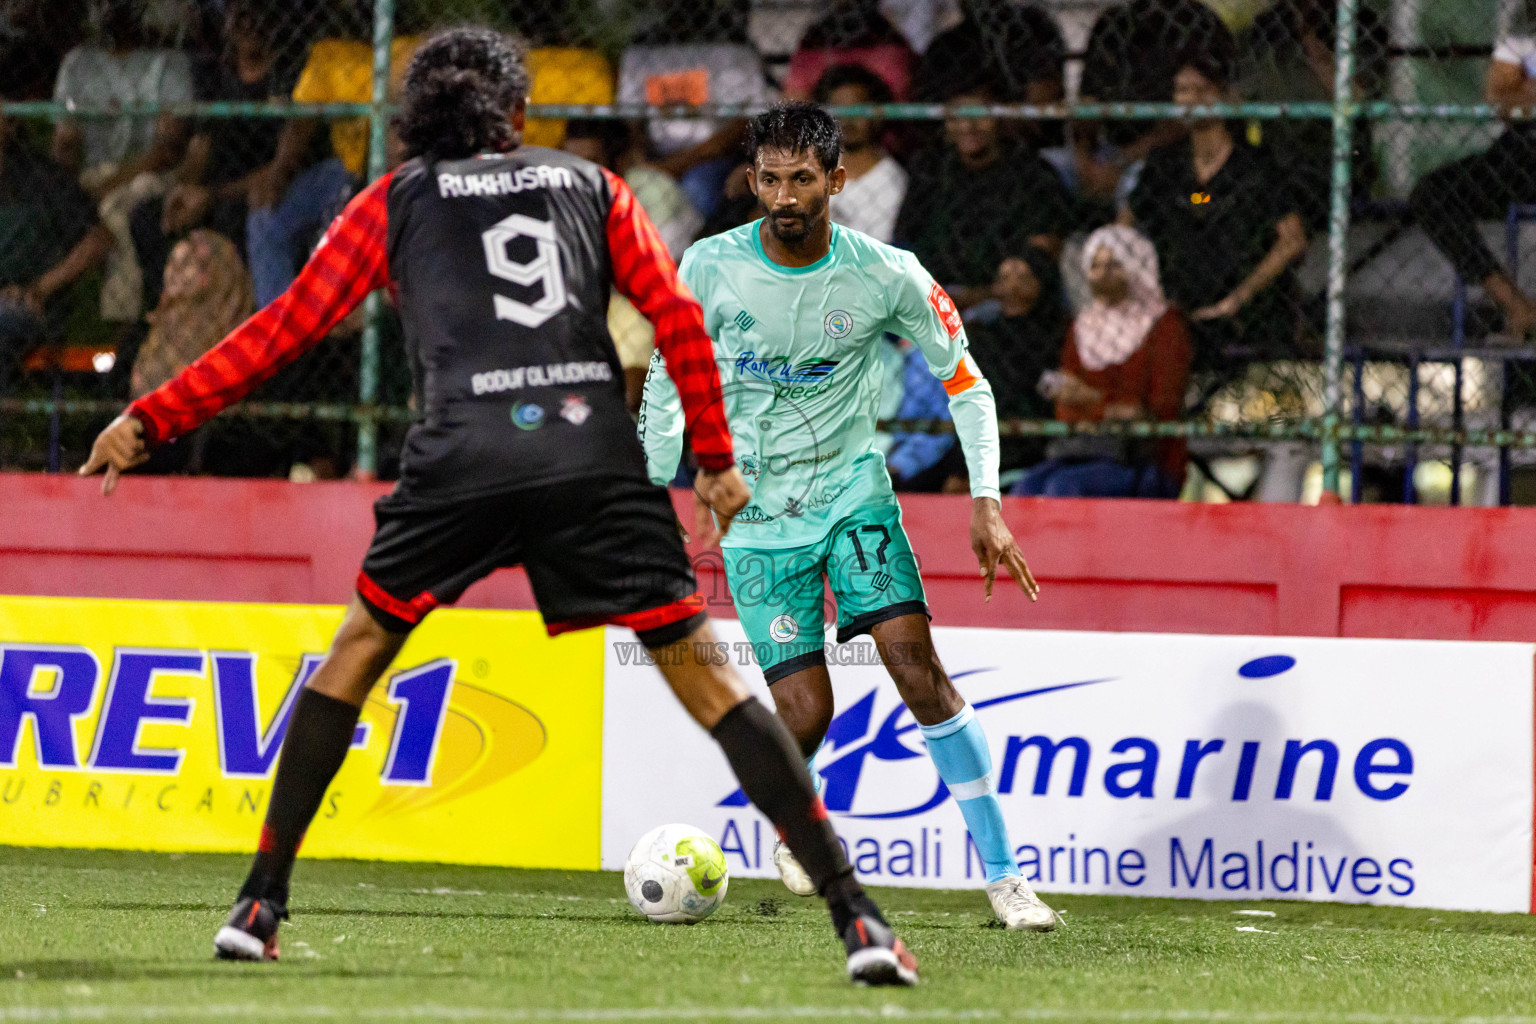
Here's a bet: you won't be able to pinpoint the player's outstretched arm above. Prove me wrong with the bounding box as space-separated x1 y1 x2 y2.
79 174 394 493
890 255 1039 602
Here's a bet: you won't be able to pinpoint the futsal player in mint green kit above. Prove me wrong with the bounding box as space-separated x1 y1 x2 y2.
639 102 1055 931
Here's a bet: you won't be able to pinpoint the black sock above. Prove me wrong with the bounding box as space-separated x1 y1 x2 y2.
710 697 871 930
236 689 361 913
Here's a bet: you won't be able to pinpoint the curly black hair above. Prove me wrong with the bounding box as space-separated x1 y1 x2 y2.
745 101 842 173
393 27 530 160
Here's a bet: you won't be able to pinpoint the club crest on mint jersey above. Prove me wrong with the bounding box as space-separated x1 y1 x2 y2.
645 219 976 548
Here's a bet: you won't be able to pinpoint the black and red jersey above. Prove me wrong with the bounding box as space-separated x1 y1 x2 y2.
128 146 734 496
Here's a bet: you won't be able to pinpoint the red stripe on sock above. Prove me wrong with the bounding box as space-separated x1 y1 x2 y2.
809 797 830 823
257 823 277 853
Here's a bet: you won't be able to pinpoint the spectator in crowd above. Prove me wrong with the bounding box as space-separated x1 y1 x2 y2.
562 119 701 407
962 247 1066 473
617 8 772 219
1409 25 1536 340
52 0 193 324
894 75 1072 307
783 0 914 102
1123 49 1307 376
130 228 252 398
129 0 308 313
1241 0 1386 231
914 0 1063 149
1016 225 1191 498
244 18 422 306
1074 0 1231 204
814 64 907 243
0 118 113 397
0 0 86 101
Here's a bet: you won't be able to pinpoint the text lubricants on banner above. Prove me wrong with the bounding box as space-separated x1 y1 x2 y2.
602 623 1536 913
0 597 604 868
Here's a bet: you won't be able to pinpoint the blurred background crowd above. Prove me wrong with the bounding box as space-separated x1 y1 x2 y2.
1 0 1533 506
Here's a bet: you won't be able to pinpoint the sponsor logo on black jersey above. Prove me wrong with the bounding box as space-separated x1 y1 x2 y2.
560 395 593 426
472 362 614 395
511 402 545 430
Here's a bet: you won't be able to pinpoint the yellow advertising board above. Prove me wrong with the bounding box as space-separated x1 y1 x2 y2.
0 597 604 869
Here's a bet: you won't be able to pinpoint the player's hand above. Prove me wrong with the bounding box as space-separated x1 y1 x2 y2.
78 414 149 496
693 466 751 547
970 496 1039 604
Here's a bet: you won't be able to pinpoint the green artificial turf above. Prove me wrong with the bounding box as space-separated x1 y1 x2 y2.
3 846 1536 1021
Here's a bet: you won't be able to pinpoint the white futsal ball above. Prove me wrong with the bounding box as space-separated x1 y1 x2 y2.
623 823 730 924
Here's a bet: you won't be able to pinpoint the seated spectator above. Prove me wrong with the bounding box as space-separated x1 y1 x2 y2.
563 119 701 261
1123 50 1307 377
0 118 112 397
129 0 309 313
814 64 907 243
894 76 1072 306
783 0 914 102
962 248 1066 472
244 26 422 306
562 119 701 407
914 0 1063 148
1241 0 1386 230
618 36 772 220
1074 0 1231 203
130 229 252 398
1016 225 1191 498
523 46 615 150
51 0 193 324
1409 29 1536 340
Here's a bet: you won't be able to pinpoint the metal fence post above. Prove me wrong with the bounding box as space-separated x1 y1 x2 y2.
356 0 396 479
1321 0 1360 498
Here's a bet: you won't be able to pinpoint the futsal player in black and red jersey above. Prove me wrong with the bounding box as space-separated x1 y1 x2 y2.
80 28 917 986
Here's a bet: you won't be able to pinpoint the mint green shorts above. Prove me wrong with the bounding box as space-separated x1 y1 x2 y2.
722 502 928 683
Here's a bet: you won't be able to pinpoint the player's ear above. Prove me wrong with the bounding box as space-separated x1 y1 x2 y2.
745 163 760 198
828 163 847 197
509 98 527 134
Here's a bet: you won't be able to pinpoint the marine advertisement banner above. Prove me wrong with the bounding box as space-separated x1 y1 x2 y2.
0 597 604 869
602 623 1535 914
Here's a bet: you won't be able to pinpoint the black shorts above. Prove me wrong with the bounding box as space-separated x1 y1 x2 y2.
355 474 704 644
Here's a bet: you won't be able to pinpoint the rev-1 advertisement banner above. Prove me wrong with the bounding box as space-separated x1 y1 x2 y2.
601 624 1535 914
0 597 604 869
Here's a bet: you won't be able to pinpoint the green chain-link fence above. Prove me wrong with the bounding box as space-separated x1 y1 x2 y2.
3 0 1535 504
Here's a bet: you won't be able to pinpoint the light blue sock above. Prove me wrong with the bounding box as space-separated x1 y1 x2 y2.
806 745 823 797
920 705 1020 883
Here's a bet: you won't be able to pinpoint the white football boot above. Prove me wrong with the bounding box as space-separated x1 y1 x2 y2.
985 876 1059 931
772 840 818 896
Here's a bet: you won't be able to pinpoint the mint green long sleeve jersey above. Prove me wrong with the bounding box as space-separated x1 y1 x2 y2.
637 220 1001 549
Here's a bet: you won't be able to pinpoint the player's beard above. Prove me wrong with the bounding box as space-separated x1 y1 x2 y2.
765 194 828 245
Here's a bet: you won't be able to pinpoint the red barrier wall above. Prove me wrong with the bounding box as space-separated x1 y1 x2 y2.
5 473 1536 643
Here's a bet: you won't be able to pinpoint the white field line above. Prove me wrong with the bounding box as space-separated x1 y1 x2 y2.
2 1008 1536 1023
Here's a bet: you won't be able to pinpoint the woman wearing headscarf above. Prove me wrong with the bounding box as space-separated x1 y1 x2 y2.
1014 224 1191 498
130 228 253 399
